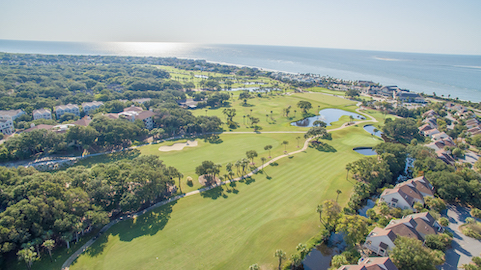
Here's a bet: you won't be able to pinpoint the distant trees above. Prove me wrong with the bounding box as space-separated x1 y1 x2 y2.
382 118 421 144
346 89 360 98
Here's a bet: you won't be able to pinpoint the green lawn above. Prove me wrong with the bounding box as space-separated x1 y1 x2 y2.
194 92 358 132
67 126 381 270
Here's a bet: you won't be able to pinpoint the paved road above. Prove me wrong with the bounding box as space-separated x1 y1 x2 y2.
438 205 481 270
61 105 378 270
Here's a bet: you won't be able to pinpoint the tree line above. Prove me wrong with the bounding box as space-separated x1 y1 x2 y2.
0 155 181 267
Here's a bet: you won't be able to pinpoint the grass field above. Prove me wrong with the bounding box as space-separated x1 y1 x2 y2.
66 125 382 270
194 92 358 132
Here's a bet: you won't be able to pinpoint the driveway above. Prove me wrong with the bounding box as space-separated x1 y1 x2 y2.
438 205 481 269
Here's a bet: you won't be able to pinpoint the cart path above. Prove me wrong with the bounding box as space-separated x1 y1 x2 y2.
61 107 376 270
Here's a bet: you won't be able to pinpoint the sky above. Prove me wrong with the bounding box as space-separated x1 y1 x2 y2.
1 0 481 55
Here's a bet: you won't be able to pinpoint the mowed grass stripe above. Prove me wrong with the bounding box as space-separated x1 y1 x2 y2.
69 128 378 270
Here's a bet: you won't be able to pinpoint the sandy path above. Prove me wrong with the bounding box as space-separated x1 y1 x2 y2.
158 140 198 152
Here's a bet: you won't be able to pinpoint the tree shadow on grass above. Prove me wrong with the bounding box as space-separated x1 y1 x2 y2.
309 142 337 152
244 176 256 185
270 162 279 166
200 186 225 200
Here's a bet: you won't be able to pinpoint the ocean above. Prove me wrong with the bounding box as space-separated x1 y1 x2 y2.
1 39 480 102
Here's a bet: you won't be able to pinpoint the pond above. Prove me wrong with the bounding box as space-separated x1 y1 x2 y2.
353 147 377 156
291 108 365 127
302 233 346 270
363 125 383 137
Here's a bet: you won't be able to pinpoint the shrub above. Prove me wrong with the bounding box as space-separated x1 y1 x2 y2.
461 222 481 240
424 233 452 251
390 207 402 218
439 217 449 227
471 208 481 219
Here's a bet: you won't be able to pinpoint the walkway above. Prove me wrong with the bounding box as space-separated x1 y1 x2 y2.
60 108 378 270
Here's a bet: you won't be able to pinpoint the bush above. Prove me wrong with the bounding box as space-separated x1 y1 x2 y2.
439 217 449 227
461 222 481 240
424 233 452 251
305 228 330 251
471 208 481 219
390 207 402 218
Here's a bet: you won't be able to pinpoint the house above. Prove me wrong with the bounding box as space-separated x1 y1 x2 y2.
436 149 456 165
55 104 80 118
131 98 151 104
23 124 55 133
0 119 14 135
73 116 92 127
425 138 456 152
81 101 104 115
467 127 481 136
423 128 440 138
177 98 200 109
365 212 442 256
136 111 155 130
393 90 425 103
418 124 433 136
432 132 451 141
0 109 25 121
338 257 398 270
380 176 434 211
108 106 155 130
422 117 438 129
33 108 52 120
422 109 438 118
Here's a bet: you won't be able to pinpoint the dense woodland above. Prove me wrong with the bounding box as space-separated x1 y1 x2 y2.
0 155 180 264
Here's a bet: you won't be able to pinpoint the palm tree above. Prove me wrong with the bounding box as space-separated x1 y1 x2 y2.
61 233 72 249
294 110 297 117
261 157 267 171
349 115 354 124
270 110 273 120
266 114 269 122
316 204 325 225
17 247 37 270
274 249 286 270
345 163 353 180
42 239 55 262
235 160 241 176
264 145 273 158
282 140 289 152
178 172 184 193
243 115 246 125
296 136 301 148
336 190 342 202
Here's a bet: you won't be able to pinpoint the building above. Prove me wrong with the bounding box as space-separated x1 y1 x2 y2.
380 176 434 211
107 106 155 130
81 101 104 115
32 108 52 120
73 116 92 127
131 98 151 104
365 212 442 256
0 119 14 135
55 104 80 118
0 109 25 121
422 109 438 118
393 90 425 103
177 98 200 109
23 124 55 133
338 257 398 270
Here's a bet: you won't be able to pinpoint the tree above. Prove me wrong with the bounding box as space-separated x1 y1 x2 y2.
390 236 440 270
304 126 329 143
291 254 302 269
17 247 38 270
246 150 258 164
297 100 312 114
346 89 360 98
336 214 370 246
248 264 260 270
296 243 308 259
296 136 301 148
316 200 341 232
336 190 342 202
274 249 286 270
282 140 289 152
382 118 421 144
42 239 55 262
330 254 348 269
264 145 273 158
261 157 267 171
312 120 327 128
471 208 481 219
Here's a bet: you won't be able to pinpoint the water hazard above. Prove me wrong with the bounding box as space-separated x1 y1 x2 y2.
291 108 364 127
363 125 383 137
353 147 377 156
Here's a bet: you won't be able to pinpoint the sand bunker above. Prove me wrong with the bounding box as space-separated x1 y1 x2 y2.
158 140 198 152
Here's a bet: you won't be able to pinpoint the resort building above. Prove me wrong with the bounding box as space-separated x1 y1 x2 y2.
32 108 52 120
0 119 14 135
364 212 442 256
380 176 434 211
393 90 425 103
55 104 80 118
0 109 25 121
81 101 104 115
105 106 155 130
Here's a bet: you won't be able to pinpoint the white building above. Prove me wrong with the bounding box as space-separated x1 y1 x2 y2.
0 109 25 121
0 119 14 135
81 101 104 115
32 108 52 120
380 176 434 211
55 104 80 118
